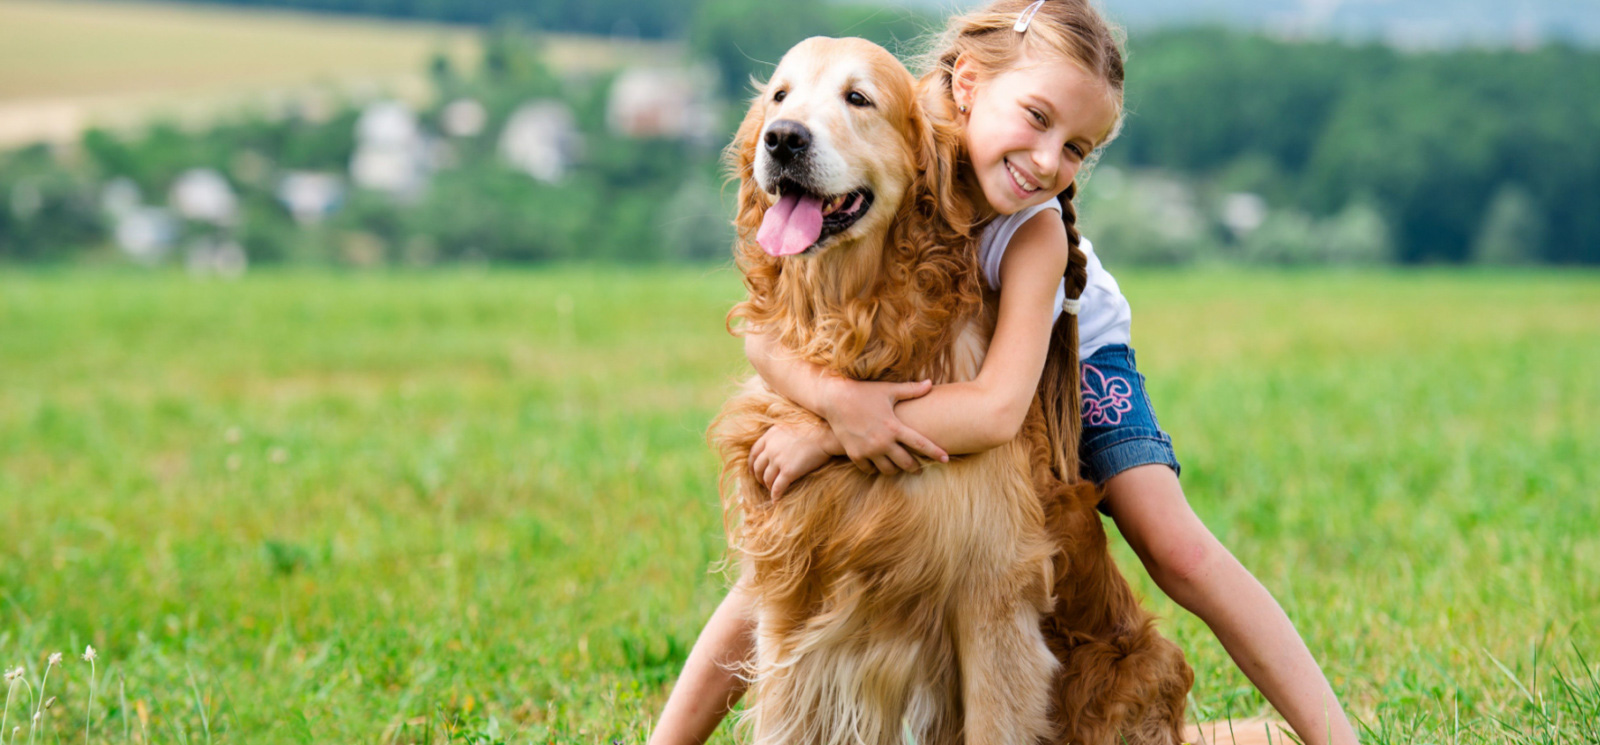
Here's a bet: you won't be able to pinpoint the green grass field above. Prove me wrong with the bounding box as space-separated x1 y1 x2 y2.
1 268 1597 744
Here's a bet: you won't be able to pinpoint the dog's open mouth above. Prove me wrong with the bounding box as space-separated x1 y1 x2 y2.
757 179 875 257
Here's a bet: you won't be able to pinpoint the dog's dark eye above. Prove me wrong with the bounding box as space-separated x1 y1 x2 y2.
773 89 787 103
845 91 871 108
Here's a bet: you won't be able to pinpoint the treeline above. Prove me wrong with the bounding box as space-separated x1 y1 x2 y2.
1112 29 1600 264
9 1 1600 265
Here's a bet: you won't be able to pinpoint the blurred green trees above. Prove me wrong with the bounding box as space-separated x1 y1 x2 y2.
1113 29 1600 264
6 2 1600 266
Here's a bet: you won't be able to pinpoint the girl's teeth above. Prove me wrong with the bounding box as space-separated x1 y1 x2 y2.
1008 162 1037 192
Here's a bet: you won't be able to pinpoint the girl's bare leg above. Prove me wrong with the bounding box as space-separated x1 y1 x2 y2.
647 586 755 745
1102 464 1360 745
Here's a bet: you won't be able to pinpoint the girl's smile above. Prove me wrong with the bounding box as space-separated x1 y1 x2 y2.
1006 159 1042 195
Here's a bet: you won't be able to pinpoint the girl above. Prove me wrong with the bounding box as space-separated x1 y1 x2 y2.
650 2 1360 744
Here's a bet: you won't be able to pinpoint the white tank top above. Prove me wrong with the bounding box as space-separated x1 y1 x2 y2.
976 201 1132 358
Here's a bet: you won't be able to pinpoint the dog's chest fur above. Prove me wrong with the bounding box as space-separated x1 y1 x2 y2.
768 243 989 385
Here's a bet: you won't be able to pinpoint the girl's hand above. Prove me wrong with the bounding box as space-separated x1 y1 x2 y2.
750 422 836 500
820 378 949 475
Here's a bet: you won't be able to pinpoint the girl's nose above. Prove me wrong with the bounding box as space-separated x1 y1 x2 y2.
1032 148 1060 183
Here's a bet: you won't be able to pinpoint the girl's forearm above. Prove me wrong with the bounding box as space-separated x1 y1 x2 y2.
747 331 1023 459
893 381 1019 456
744 331 836 418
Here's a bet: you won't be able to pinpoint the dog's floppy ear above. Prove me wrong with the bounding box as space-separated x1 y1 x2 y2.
726 87 772 252
723 85 785 337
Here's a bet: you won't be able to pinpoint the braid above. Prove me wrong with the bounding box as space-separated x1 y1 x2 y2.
1038 183 1089 484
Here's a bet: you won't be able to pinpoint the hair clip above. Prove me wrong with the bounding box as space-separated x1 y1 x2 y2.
1014 0 1046 33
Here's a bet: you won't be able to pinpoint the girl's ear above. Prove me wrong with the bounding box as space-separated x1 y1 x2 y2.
950 54 979 112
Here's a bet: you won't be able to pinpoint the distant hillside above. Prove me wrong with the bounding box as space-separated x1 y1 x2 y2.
886 0 1600 47
104 0 697 38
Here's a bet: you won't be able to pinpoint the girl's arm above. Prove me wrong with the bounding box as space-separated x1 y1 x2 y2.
891 209 1069 451
748 209 1070 468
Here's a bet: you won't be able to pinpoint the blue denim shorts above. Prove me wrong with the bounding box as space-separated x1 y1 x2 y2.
1078 344 1180 485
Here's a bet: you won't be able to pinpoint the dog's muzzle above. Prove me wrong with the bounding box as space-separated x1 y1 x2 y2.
764 120 812 166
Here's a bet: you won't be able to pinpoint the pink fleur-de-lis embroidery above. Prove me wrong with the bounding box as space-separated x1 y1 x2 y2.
1080 363 1134 426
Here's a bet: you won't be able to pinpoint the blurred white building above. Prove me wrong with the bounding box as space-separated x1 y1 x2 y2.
1221 192 1269 238
114 207 177 263
351 100 430 198
277 172 345 225
499 101 581 183
441 98 488 138
170 168 238 226
607 66 719 145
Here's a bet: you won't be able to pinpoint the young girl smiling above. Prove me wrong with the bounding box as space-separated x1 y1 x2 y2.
652 2 1360 743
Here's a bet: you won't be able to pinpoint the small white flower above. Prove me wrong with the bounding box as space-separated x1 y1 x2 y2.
47 652 62 666
42 696 55 710
32 712 40 723
82 645 97 663
4 666 20 682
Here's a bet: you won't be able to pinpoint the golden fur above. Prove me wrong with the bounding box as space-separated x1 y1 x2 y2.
713 37 1192 745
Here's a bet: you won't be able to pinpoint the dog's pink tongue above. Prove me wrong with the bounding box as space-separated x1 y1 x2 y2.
757 193 825 256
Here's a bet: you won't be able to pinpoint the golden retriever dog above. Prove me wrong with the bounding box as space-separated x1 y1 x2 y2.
713 36 1192 745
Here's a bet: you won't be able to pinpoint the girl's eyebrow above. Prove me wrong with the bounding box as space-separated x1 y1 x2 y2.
1022 95 1057 117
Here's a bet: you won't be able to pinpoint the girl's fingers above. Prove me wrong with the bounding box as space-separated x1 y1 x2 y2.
771 472 792 500
896 425 948 463
871 455 899 476
750 438 766 473
892 379 934 402
887 445 919 473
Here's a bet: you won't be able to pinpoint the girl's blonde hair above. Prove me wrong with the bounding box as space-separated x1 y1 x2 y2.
919 0 1128 484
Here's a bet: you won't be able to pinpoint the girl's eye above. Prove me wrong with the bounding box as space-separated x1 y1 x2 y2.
774 90 787 103
1029 108 1047 126
1066 143 1086 159
845 91 871 107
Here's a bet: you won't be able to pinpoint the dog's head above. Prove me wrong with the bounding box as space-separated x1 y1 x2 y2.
731 37 925 259
726 37 981 380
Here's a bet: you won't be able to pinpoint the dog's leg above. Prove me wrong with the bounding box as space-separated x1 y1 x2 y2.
1048 630 1192 745
956 591 1057 745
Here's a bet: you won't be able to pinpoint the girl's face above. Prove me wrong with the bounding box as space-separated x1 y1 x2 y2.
952 51 1120 216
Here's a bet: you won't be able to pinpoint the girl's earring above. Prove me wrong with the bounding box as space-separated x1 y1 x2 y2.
959 104 969 114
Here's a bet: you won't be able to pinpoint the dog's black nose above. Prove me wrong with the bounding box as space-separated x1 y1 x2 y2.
763 120 811 164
